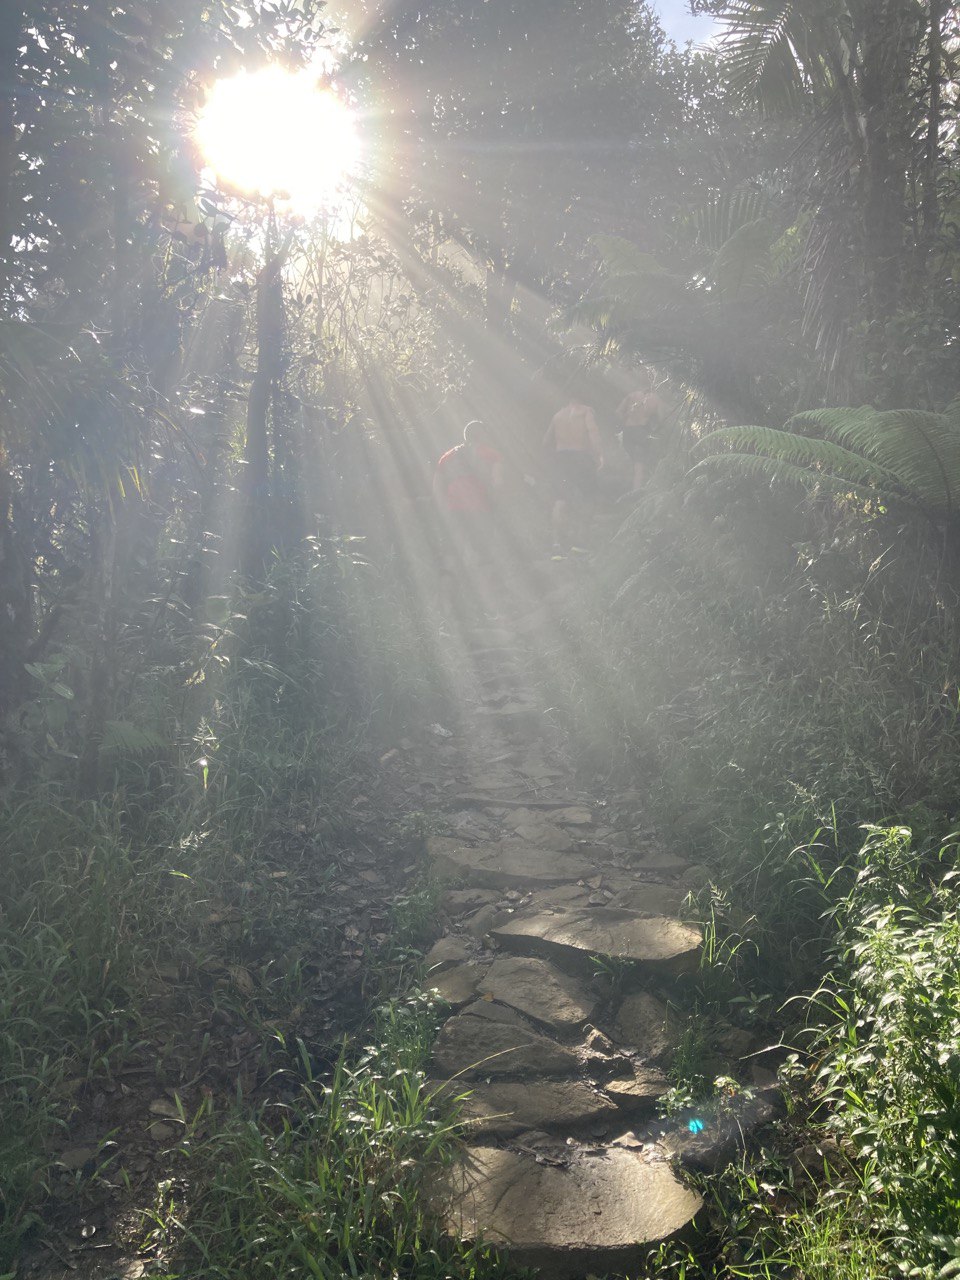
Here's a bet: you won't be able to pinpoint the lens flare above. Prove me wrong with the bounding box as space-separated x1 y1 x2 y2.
195 66 359 213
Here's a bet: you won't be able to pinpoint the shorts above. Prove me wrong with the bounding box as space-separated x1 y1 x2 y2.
551 450 596 500
621 427 657 466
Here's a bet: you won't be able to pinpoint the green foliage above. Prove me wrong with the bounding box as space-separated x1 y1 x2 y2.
815 826 960 1278
145 994 521 1280
698 401 960 531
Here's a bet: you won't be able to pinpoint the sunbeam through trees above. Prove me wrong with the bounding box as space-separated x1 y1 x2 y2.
2 2 960 1278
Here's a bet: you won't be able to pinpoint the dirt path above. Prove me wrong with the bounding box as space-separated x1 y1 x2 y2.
418 575 781 1278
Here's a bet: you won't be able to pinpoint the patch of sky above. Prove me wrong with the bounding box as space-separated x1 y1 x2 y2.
654 0 721 45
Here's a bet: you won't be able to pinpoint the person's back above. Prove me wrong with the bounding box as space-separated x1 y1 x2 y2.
542 399 602 552
547 401 601 456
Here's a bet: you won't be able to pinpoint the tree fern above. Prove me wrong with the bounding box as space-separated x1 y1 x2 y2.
697 404 960 527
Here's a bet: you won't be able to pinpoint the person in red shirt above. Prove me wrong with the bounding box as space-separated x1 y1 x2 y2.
433 420 504 607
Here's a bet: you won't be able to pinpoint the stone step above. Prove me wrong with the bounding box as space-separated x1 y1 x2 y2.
427 837 594 890
490 907 701 974
440 1142 702 1278
432 1000 582 1080
431 1078 622 1139
479 955 598 1032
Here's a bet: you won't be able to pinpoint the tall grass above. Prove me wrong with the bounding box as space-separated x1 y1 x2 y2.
145 995 520 1280
0 545 455 1270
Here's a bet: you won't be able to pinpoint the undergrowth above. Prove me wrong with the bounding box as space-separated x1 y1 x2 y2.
0 546 455 1271
145 994 521 1280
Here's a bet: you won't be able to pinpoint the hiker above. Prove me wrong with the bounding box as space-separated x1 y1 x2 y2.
542 397 603 553
433 420 504 602
617 370 666 490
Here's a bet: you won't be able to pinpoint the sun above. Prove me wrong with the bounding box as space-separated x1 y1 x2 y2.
195 66 360 214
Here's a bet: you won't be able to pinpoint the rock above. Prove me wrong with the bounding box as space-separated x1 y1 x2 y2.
464 904 511 939
148 1097 181 1118
479 956 598 1032
427 837 594 890
604 1066 671 1111
443 888 499 915
677 863 713 893
583 1027 615 1055
553 806 594 826
653 1089 785 1172
630 849 690 873
425 935 474 972
608 992 677 1062
788 1136 849 1187
606 880 686 916
430 963 486 1008
491 908 701 973
528 884 593 911
441 1143 702 1277
432 1001 580 1079
147 1121 177 1142
432 1078 621 1138
711 1022 759 1063
56 1146 98 1172
505 809 575 851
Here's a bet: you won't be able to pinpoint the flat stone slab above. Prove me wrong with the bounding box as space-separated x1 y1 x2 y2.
427 837 593 890
479 956 598 1031
442 1143 702 1277
607 880 686 916
432 1078 621 1138
490 908 701 971
425 935 474 971
432 1001 580 1079
504 809 575 851
608 992 677 1062
442 888 499 916
604 1065 671 1111
430 963 486 1008
553 806 594 826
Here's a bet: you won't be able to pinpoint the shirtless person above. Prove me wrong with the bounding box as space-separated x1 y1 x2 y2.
542 398 603 552
617 370 666 490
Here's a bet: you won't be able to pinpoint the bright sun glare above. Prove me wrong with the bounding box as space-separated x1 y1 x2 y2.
195 66 359 214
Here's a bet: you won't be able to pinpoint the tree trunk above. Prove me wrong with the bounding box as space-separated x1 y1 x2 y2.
857 0 916 395
0 7 22 305
920 0 944 253
241 230 287 578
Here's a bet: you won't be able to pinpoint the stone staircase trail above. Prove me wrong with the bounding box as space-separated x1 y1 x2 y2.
422 604 781 1279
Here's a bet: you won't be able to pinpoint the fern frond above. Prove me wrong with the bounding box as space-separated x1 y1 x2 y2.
793 406 960 514
697 424 901 489
695 451 893 506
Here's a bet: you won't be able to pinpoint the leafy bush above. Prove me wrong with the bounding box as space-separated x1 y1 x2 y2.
817 826 960 1278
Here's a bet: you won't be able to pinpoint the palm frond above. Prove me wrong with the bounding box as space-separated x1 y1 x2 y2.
693 188 771 253
710 217 779 296
718 0 807 113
